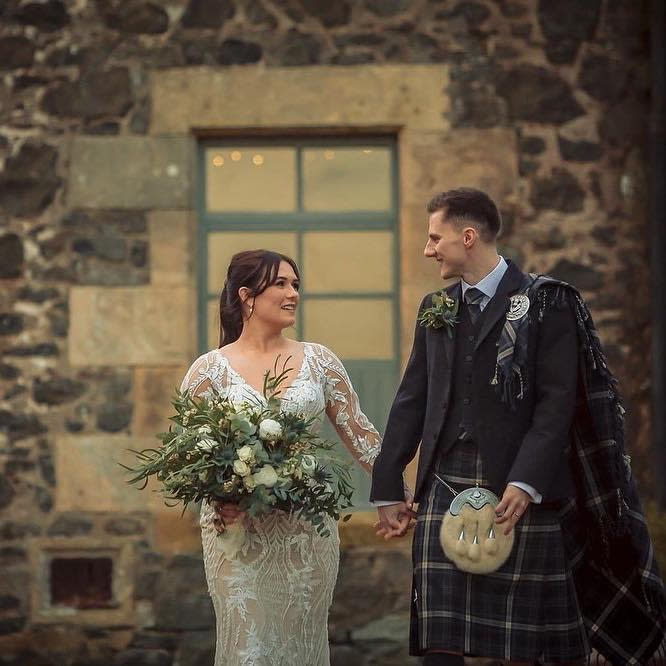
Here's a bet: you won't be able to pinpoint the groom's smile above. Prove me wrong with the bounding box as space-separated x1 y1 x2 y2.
424 210 467 281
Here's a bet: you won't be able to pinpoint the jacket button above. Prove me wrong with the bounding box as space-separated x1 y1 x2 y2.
468 335 474 342
465 354 473 362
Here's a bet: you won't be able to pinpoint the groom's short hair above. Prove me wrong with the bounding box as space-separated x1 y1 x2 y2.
427 188 501 242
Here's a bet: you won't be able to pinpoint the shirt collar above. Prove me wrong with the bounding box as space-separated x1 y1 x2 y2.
461 256 508 301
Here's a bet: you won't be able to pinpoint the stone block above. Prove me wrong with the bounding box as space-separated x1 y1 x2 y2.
351 611 410 643
152 509 202 555
330 547 412 631
401 129 518 207
67 137 193 209
132 366 188 437
148 211 193 286
0 141 60 217
174 630 216 666
54 435 177 513
153 555 214 630
68 287 194 366
150 65 449 134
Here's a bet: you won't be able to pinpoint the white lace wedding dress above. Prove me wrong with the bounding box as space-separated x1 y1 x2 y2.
179 342 381 666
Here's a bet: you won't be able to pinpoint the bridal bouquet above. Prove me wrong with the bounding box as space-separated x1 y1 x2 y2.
124 362 354 556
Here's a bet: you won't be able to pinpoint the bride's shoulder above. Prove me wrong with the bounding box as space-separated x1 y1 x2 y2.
185 348 228 373
302 341 343 365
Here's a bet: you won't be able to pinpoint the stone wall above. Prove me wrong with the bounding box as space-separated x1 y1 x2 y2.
0 0 655 664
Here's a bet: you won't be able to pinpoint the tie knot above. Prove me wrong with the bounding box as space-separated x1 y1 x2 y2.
464 287 484 306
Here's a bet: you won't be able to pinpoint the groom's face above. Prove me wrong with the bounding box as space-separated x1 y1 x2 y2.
424 210 467 280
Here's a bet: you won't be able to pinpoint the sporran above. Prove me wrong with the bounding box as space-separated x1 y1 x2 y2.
436 476 515 574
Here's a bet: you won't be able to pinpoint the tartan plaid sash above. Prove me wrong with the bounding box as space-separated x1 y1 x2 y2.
492 274 665 663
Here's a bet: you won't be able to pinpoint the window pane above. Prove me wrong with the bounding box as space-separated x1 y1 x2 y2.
207 231 298 293
302 147 392 212
303 298 393 360
303 231 393 293
205 147 296 212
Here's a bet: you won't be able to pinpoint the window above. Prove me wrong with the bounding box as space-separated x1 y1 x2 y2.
198 137 399 509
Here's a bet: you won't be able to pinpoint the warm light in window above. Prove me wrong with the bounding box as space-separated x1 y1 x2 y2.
231 151 242 161
324 150 335 160
252 154 264 166
212 155 224 167
362 149 373 154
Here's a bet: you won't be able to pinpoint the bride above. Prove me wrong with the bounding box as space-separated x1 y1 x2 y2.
179 249 411 666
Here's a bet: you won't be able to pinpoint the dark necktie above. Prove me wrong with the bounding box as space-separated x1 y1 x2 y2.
464 287 485 324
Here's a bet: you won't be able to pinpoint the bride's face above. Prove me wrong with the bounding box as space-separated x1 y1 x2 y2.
246 261 300 330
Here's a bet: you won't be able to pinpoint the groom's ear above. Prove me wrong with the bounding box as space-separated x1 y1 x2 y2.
462 226 479 248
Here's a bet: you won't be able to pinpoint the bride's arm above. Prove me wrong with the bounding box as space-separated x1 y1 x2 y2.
180 352 240 532
315 344 381 474
179 352 216 396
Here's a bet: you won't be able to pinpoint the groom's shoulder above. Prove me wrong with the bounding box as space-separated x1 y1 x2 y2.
525 272 583 303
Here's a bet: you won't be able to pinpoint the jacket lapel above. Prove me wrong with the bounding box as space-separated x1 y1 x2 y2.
474 261 524 350
440 281 461 367
428 282 460 396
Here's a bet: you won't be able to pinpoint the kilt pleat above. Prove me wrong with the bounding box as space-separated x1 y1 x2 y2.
411 478 590 662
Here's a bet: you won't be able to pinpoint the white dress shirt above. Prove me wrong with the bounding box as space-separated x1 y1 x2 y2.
375 256 542 506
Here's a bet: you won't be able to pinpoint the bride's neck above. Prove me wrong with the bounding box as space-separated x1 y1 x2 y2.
236 323 290 354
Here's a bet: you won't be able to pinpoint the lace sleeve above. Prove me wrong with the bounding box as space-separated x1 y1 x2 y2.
179 350 228 398
179 351 230 537
314 344 381 473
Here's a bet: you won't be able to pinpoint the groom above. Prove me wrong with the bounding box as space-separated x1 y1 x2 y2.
371 188 665 664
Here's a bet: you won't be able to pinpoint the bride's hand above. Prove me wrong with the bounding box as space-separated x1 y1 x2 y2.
211 501 245 534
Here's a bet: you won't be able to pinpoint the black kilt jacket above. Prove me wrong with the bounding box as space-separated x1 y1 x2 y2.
370 260 577 504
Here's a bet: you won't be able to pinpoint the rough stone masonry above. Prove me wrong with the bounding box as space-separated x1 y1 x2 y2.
0 1 657 665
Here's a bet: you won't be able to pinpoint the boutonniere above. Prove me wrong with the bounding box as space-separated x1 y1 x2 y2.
418 290 459 338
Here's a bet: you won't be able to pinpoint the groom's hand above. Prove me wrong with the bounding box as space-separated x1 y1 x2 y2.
495 485 531 535
374 499 417 540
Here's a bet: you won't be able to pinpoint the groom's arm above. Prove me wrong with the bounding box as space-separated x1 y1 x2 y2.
507 291 578 495
371 295 430 501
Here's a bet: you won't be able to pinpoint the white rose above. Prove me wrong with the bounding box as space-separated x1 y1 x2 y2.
301 455 317 476
196 438 217 452
258 419 283 441
237 445 255 463
233 460 251 477
252 465 279 488
197 425 212 435
243 475 257 490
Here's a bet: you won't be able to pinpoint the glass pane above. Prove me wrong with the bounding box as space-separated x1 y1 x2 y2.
302 147 392 212
304 298 393 359
303 231 393 293
207 231 298 293
205 147 296 212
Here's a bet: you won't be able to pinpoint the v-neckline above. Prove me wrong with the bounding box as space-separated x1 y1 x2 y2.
217 343 309 401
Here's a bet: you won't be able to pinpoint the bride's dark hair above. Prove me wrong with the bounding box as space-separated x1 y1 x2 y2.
219 249 300 347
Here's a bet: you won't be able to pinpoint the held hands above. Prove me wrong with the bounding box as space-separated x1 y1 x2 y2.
494 485 531 535
211 501 246 534
374 489 417 540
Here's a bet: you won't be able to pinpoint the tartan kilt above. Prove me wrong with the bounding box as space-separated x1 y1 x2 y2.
410 478 590 662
